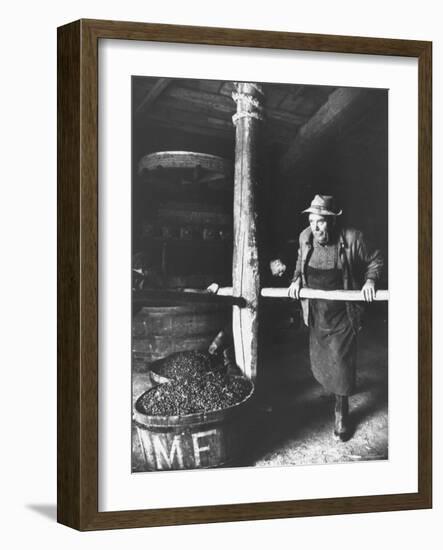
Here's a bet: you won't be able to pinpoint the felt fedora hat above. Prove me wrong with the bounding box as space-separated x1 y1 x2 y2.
302 194 342 216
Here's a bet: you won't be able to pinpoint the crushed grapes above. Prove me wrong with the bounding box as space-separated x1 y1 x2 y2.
137 350 252 416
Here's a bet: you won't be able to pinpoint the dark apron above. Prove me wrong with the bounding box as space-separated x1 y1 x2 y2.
306 249 356 396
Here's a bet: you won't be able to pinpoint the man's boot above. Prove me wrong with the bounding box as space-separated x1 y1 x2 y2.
334 395 351 442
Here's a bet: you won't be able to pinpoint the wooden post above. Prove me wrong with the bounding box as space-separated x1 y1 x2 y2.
231 82 265 381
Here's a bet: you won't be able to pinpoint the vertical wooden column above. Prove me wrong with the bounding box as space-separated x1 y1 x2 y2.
231 82 265 381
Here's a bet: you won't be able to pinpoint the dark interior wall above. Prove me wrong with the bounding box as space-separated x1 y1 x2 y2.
269 90 388 287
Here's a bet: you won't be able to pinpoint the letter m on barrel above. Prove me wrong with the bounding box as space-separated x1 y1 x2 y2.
148 429 219 469
152 434 184 470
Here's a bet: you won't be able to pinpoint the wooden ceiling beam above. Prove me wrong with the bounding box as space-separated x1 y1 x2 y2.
266 108 307 127
143 114 233 140
135 78 173 114
146 96 232 122
166 86 235 114
145 103 234 131
279 87 372 173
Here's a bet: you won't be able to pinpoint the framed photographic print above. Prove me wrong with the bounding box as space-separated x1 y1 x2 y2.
57 19 432 530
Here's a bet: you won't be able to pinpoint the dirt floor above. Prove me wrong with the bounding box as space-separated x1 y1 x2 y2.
250 310 388 466
132 307 388 471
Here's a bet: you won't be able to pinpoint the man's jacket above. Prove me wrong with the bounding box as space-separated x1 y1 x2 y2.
292 226 384 334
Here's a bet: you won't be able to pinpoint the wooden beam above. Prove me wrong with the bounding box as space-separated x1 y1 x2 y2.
231 82 265 381
151 96 233 121
137 285 390 303
166 86 307 126
216 286 389 301
144 115 233 140
132 289 245 307
166 86 235 114
265 108 307 127
279 87 370 173
135 78 172 113
144 105 234 136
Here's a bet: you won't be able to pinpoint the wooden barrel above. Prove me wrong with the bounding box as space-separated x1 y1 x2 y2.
133 383 254 470
132 302 230 368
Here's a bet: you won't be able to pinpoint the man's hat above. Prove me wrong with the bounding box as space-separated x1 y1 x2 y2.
302 194 342 216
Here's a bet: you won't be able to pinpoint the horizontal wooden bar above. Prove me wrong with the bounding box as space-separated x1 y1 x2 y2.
133 288 246 307
216 286 389 301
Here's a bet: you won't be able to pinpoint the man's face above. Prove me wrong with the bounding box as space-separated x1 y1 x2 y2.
270 259 286 277
309 214 333 245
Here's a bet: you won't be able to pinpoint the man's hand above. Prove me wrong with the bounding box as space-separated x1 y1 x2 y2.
361 279 376 302
288 278 302 299
270 259 287 277
206 282 220 294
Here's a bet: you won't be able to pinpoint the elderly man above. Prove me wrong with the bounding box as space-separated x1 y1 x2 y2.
288 194 383 441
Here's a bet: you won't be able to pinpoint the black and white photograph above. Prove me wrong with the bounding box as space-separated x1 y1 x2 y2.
131 76 388 472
